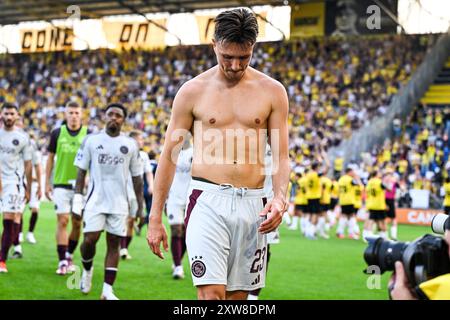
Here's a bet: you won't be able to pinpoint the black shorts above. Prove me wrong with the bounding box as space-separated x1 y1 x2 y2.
330 198 338 210
321 204 330 212
445 206 450 215
386 199 396 218
369 210 386 221
295 204 308 212
308 198 321 214
341 205 355 216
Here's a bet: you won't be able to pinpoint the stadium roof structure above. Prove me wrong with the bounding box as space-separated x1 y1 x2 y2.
0 0 291 25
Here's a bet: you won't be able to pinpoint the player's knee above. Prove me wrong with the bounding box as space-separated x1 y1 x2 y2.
171 224 184 237
83 235 97 247
58 217 69 229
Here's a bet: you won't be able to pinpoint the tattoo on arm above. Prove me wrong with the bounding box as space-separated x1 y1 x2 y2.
75 169 87 194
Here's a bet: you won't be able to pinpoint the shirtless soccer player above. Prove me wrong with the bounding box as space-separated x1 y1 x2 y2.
147 8 290 300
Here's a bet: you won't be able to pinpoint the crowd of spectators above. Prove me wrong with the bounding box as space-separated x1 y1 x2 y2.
351 104 450 208
0 34 436 167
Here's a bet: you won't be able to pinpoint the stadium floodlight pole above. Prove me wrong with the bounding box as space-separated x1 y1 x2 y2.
372 0 407 34
116 0 183 46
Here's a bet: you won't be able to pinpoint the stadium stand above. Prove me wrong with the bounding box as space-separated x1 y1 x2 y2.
0 34 434 166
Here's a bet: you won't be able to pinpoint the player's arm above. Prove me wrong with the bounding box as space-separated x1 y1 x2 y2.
72 136 91 216
45 153 55 200
45 129 59 201
74 169 87 194
34 152 43 199
130 147 145 219
147 81 195 259
23 139 33 203
35 163 42 199
71 168 87 216
132 175 144 218
259 81 290 234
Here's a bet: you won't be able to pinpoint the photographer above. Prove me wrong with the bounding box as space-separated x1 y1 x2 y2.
389 229 450 299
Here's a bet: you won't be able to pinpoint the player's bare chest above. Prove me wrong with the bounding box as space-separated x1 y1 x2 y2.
194 89 271 128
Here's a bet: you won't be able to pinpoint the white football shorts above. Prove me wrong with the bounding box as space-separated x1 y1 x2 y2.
1 183 25 213
185 179 268 292
53 187 75 214
83 211 127 237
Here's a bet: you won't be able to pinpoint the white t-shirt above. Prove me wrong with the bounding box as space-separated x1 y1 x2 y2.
74 131 143 215
140 151 152 175
30 139 42 180
0 128 32 185
127 150 152 201
168 146 193 206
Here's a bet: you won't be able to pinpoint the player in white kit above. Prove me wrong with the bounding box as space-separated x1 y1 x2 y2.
120 130 154 260
73 103 144 300
166 138 193 279
25 135 42 244
15 134 42 247
0 103 33 273
11 133 42 258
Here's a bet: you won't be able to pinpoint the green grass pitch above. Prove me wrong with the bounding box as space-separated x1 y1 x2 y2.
0 202 431 300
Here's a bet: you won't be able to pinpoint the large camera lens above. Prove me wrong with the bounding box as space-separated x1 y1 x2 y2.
364 237 408 273
431 213 449 234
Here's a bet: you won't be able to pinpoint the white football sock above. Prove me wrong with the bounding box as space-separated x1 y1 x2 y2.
291 216 299 228
318 217 326 233
390 226 398 239
337 217 347 235
283 212 292 225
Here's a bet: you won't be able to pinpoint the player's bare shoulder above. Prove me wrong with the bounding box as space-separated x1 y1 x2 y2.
251 67 287 99
172 69 215 107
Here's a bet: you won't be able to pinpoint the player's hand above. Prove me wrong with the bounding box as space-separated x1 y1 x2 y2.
388 261 417 300
147 216 169 259
258 197 286 234
45 184 53 201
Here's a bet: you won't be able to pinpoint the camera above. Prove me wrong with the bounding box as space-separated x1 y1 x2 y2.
363 213 450 288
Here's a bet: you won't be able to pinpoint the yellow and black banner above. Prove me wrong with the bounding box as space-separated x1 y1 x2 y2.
21 27 74 52
290 2 325 38
102 20 167 50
